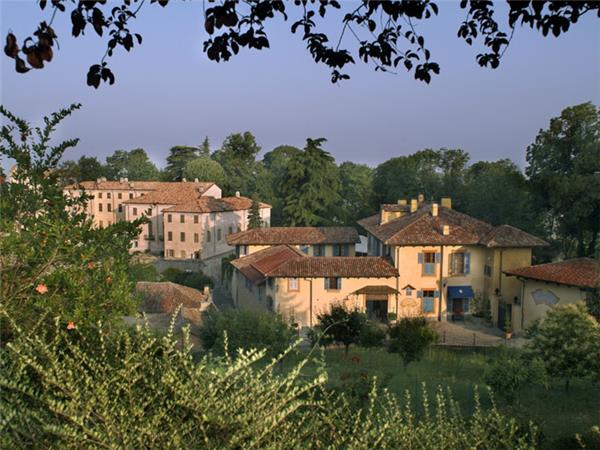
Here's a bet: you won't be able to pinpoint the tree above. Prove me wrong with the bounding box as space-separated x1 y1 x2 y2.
388 317 438 367
527 303 600 390
199 136 211 158
212 132 262 196
183 157 226 185
5 2 598 88
526 102 600 257
261 145 302 225
281 138 341 226
78 155 107 181
338 162 375 225
315 304 367 356
0 104 143 340
248 195 262 229
105 148 159 181
164 146 199 181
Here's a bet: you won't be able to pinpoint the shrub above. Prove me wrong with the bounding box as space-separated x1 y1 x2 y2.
388 317 438 367
199 308 297 358
161 268 214 291
358 320 386 348
526 303 600 390
315 304 367 355
129 262 159 282
0 309 540 450
472 292 492 320
161 267 183 282
484 350 547 403
524 318 541 339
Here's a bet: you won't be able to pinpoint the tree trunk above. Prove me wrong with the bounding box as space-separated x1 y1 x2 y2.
344 344 350 356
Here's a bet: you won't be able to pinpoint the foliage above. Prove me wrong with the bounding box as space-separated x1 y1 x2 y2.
105 148 159 181
526 303 600 389
164 145 199 181
248 194 262 229
57 155 107 184
199 308 296 358
129 262 160 283
526 102 600 258
338 161 376 226
183 156 225 185
282 138 341 226
524 318 541 339
484 350 547 404
0 104 142 340
388 317 438 367
199 136 211 157
212 132 261 196
220 254 236 284
471 292 492 321
358 320 386 348
6 1 599 88
161 268 213 291
315 304 366 355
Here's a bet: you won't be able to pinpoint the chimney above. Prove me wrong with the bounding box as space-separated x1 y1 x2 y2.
119 177 128 183
441 197 452 209
182 178 187 182
410 199 418 213
443 225 450 235
235 191 240 197
432 203 439 217
380 209 388 225
397 199 407 206
194 178 199 183
418 193 425 203
203 286 210 296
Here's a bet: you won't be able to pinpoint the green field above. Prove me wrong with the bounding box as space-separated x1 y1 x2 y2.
284 345 600 450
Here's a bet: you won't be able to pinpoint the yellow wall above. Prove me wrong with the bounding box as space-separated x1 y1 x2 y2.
245 243 356 257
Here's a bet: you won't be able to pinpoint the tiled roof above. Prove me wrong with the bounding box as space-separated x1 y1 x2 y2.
65 180 214 193
231 245 305 285
122 182 216 205
227 227 360 245
358 203 547 248
504 258 599 289
135 281 209 314
266 257 398 278
163 196 270 213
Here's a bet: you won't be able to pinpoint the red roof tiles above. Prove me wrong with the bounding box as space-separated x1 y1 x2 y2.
227 227 360 245
504 258 599 289
266 257 398 278
165 196 270 213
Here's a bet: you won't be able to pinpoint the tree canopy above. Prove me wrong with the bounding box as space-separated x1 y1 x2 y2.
4 1 598 88
183 157 226 185
105 148 159 181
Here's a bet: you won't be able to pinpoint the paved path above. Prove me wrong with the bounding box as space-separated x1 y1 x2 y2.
431 317 526 347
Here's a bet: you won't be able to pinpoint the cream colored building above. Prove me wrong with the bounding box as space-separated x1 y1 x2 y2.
64 177 271 261
226 226 360 258
505 258 599 331
230 245 399 327
358 195 548 332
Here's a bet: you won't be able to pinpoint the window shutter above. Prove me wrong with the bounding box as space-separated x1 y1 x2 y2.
343 245 349 256
465 252 471 274
450 254 456 274
434 290 440 298
418 252 424 264
417 290 423 298
324 278 329 289
435 252 441 264
338 278 342 289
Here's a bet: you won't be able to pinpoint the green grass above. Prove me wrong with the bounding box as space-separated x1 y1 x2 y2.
283 345 600 449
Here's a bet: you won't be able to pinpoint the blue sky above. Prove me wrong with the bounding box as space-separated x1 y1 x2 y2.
1 1 599 170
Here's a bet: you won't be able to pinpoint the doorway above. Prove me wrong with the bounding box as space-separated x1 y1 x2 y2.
498 302 512 331
366 299 389 322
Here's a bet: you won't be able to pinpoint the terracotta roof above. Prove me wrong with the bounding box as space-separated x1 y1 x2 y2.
504 258 599 289
65 180 215 193
231 245 305 285
135 281 210 313
227 227 360 245
350 285 399 295
163 196 270 213
121 182 217 205
266 257 398 278
358 203 547 248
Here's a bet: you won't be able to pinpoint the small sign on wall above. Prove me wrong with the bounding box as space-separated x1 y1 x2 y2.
531 289 559 307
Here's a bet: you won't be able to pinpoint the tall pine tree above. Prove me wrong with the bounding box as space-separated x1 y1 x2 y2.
248 195 262 229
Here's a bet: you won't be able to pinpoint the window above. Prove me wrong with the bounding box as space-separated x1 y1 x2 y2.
167 214 172 223
167 231 173 241
107 193 111 199
167 249 174 257
207 230 211 242
133 207 137 216
237 245 248 257
180 250 186 258
421 289 436 313
406 287 412 296
217 228 222 241
228 226 233 235
288 278 299 291
180 214 185 224
133 240 138 248
300 245 309 255
98 203 103 212
325 277 342 290
484 264 492 277
313 245 324 257
180 232 186 242
129 193 133 199
194 233 199 243
98 192 103 199
146 208 151 215
419 251 439 276
450 252 470 275
333 244 349 256
194 215 199 224
99 220 103 227
107 203 112 212
118 204 122 213
237 225 241 232
245 277 253 290
148 222 153 237
118 193 122 199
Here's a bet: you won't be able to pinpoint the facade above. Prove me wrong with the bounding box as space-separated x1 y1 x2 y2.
230 245 399 327
64 177 271 261
226 226 360 258
357 195 548 332
505 258 599 330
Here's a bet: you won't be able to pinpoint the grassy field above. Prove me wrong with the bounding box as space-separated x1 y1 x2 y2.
284 345 600 449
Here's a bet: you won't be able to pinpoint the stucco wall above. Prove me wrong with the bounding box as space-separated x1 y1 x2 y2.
244 243 356 257
520 280 586 330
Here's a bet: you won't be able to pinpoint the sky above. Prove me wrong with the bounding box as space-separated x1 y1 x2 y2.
1 1 599 171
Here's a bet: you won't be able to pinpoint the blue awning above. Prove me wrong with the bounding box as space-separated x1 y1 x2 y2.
447 286 475 299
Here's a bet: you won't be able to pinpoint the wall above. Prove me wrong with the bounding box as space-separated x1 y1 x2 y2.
244 243 356 257
520 280 586 330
